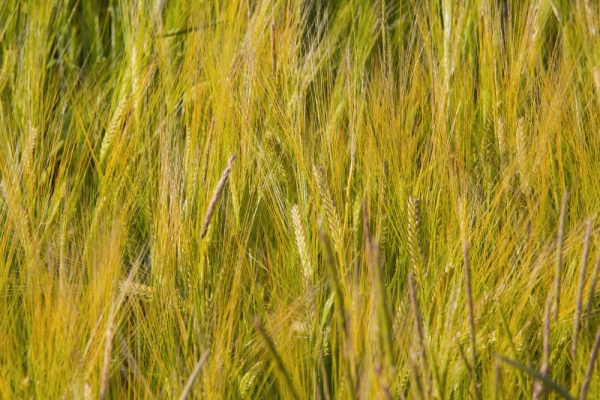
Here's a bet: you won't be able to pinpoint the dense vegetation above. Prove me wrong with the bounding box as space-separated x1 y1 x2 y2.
1 0 600 398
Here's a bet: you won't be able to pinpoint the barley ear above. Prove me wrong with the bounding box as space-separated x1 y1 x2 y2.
515 117 529 192
407 196 423 283
239 362 263 399
291 204 312 281
313 166 343 258
496 116 506 165
100 94 130 163
200 155 236 239
119 281 154 302
23 124 38 181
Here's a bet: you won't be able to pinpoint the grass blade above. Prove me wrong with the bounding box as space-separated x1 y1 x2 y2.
573 219 592 359
253 317 300 400
178 351 210 400
494 355 575 400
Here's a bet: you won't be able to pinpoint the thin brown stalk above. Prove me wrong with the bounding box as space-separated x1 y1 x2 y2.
271 22 276 72
464 242 481 400
533 296 551 400
573 220 592 359
584 251 600 327
580 323 600 400
555 190 568 322
409 348 425 400
200 155 236 239
408 273 429 397
178 351 210 400
456 337 474 380
543 296 551 373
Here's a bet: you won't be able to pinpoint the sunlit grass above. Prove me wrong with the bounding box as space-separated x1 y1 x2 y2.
0 0 600 398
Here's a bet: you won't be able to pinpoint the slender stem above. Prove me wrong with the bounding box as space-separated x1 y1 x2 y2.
580 324 600 400
555 191 568 322
178 351 210 400
573 220 592 359
464 242 481 400
253 317 300 400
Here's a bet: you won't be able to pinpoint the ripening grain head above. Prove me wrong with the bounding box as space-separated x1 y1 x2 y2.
200 155 236 239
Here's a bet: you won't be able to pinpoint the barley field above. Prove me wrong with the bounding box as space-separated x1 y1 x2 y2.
1 0 600 398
